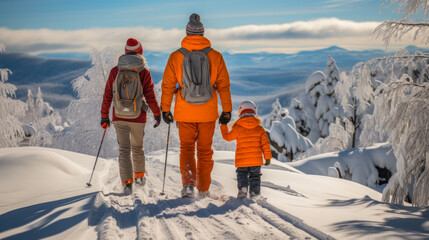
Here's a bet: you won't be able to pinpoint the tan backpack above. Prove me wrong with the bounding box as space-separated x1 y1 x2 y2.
113 53 148 119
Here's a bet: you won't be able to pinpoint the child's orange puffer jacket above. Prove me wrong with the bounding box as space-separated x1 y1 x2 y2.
220 116 272 167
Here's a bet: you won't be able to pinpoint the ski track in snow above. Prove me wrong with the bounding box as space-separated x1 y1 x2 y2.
90 155 331 240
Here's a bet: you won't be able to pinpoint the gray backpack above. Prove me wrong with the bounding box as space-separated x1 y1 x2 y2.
113 54 148 119
178 47 213 104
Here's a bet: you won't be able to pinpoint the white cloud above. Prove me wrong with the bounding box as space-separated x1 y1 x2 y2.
322 0 368 9
0 18 422 55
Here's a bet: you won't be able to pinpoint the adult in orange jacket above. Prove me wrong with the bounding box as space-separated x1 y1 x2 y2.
220 100 272 198
161 13 232 198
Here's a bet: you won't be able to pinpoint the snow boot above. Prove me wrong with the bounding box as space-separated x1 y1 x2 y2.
135 177 146 186
123 178 133 195
198 191 210 198
237 187 248 199
124 184 133 195
181 184 195 198
134 171 146 186
249 191 260 198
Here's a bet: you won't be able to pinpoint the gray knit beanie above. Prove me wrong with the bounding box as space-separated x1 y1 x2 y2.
186 13 204 36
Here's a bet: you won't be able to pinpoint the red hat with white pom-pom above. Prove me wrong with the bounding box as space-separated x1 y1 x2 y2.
124 38 143 55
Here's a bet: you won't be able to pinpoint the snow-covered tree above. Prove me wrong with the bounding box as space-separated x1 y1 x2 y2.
365 80 429 206
289 98 310 137
288 57 342 143
375 0 429 47
306 61 341 139
21 87 62 147
305 118 354 159
0 44 25 147
324 55 341 98
35 87 45 117
336 63 374 148
25 89 37 123
55 48 119 157
269 114 313 162
265 98 288 128
306 71 326 108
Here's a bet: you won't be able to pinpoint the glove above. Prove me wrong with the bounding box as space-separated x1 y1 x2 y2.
100 118 110 129
153 115 161 128
264 159 271 166
219 112 231 124
162 111 174 124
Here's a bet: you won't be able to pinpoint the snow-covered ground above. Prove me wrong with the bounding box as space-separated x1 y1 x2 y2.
1 147 428 240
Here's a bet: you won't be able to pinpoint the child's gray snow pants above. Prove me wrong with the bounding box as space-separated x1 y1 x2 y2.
236 166 262 194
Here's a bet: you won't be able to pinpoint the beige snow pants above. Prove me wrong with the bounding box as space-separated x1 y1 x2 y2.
113 121 146 183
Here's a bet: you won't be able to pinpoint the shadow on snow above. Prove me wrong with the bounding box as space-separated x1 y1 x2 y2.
321 195 429 239
0 192 98 240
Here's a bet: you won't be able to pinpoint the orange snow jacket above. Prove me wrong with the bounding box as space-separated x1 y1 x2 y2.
161 35 232 122
220 116 272 167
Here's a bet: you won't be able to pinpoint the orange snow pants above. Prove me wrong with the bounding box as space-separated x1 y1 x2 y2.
177 121 216 192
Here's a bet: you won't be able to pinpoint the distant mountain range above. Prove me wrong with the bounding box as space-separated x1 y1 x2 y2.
0 53 91 108
1 46 427 111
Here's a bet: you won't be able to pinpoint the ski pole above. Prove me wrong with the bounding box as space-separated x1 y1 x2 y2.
160 123 171 195
86 127 107 187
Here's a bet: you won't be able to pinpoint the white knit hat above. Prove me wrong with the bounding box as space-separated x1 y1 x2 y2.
238 100 257 117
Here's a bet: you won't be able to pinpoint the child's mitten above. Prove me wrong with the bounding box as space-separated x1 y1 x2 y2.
264 159 271 166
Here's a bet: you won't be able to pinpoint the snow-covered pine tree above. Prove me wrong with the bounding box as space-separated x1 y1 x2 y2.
35 87 46 117
0 44 25 147
289 98 310 137
265 98 287 128
305 71 331 138
306 71 326 108
269 113 313 162
336 63 374 147
29 88 62 146
368 80 429 207
307 59 341 139
324 55 341 99
25 89 37 123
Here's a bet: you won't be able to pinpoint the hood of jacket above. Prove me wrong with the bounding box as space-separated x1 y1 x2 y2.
235 116 261 129
181 35 211 51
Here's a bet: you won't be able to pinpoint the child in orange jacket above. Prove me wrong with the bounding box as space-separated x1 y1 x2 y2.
220 100 272 198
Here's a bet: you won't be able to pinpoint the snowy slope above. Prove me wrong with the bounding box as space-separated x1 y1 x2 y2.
288 143 397 188
0 147 428 240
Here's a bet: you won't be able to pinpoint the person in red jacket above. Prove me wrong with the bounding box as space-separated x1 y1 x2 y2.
101 38 161 194
220 100 272 198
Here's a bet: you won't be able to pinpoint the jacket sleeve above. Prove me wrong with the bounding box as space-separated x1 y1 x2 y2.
101 68 116 119
142 69 161 117
220 124 238 142
161 54 177 112
214 54 233 113
260 127 272 160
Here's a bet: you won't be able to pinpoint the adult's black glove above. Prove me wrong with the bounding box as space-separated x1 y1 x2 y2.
219 112 231 124
154 115 161 128
162 111 174 124
100 117 110 129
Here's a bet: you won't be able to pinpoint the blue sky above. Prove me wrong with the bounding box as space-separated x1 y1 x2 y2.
0 0 423 56
0 0 397 29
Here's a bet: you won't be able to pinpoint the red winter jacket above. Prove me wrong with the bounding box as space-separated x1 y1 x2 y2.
101 67 161 123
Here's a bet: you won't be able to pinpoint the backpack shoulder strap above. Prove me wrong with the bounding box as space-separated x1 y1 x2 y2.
201 47 212 55
178 48 190 55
